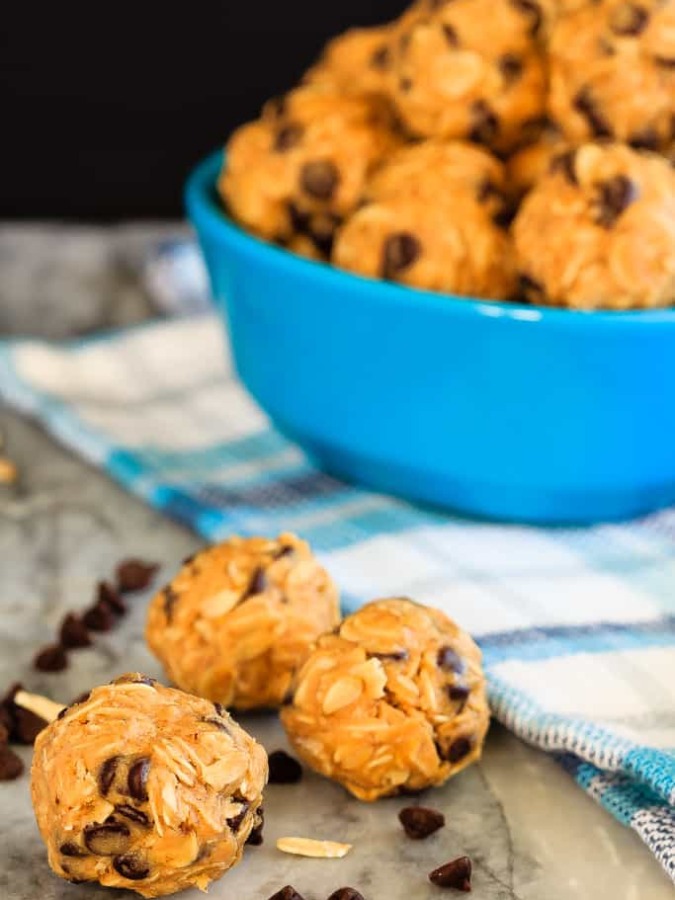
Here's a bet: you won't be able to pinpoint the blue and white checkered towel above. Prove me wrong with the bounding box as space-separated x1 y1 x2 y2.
1 314 674 883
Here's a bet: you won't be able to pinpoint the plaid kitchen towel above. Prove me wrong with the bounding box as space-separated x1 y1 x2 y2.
0 315 674 882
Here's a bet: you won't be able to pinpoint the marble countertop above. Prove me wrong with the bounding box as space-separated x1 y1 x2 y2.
0 224 672 900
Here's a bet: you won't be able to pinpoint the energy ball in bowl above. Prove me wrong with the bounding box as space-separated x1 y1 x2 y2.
387 0 548 153
548 0 675 153
333 141 516 299
513 142 675 309
281 597 490 801
146 533 340 710
219 86 400 258
31 674 267 898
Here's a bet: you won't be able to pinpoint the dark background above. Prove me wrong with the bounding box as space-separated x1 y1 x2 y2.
1 2 407 219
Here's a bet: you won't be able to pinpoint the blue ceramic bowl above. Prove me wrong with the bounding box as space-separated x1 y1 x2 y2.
186 149 675 524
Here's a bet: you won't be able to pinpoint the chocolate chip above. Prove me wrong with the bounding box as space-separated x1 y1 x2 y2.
429 856 472 891
34 643 68 672
400 76 413 92
499 53 523 84
437 646 465 673
182 553 196 566
371 44 391 69
573 88 613 138
84 822 131 855
98 581 126 615
268 750 303 784
550 149 578 185
115 804 151 827
127 757 151 801
509 0 542 36
519 273 546 303
327 890 365 900
448 684 470 705
0 746 24 780
307 212 342 257
242 566 267 600
163 585 179 623
469 100 499 146
72 690 92 705
14 706 47 744
227 798 250 831
60 842 88 857
445 736 473 763
266 887 306 900
247 821 265 845
113 853 150 880
609 3 649 35
274 544 295 559
629 127 660 151
593 174 638 227
274 123 304 153
381 232 421 279
214 702 227 717
300 160 340 201
655 56 675 68
82 601 114 632
399 806 446 839
59 613 92 649
443 23 459 46
116 559 158 593
98 757 120 796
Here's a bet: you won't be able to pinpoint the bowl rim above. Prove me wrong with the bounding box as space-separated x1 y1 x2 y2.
186 148 675 329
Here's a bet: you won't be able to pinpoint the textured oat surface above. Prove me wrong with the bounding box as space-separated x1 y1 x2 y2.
0 223 673 899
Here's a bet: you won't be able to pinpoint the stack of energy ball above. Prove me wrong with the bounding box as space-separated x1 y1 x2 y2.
219 0 675 310
32 533 489 897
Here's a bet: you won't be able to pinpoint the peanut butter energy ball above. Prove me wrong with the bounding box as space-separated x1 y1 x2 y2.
31 674 267 898
281 597 490 801
146 533 340 710
513 142 675 308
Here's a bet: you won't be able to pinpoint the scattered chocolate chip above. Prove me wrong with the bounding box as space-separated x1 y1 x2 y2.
399 76 413 92
0 746 24 780
371 44 391 69
115 804 151 827
655 56 675 68
327 890 365 900
519 273 546 303
84 822 131 855
448 684 470 705
274 123 304 153
98 757 120 796
469 100 499 146
499 53 523 84
509 0 542 35
300 160 340 201
98 581 126 615
609 3 648 35
573 88 613 138
34 643 68 673
399 806 446 839
268 750 303 784
443 23 459 46
267 887 306 900
14 706 47 744
437 646 465 673
227 798 250 831
381 232 421 279
59 613 92 649
593 174 638 227
163 586 179 623
550 149 578 185
629 127 660 151
82 601 115 633
429 856 472 891
113 853 150 880
60 842 88 857
116 559 158 593
127 757 151 801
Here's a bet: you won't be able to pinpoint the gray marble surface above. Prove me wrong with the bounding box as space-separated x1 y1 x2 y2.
0 224 672 900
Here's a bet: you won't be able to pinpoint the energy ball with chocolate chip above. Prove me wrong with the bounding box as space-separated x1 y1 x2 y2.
31 674 267 898
303 25 397 98
513 141 675 309
146 533 340 710
218 86 400 258
281 597 489 801
548 0 675 153
387 0 547 153
333 142 516 299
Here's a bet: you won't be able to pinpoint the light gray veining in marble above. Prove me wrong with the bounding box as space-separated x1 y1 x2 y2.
0 225 672 900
